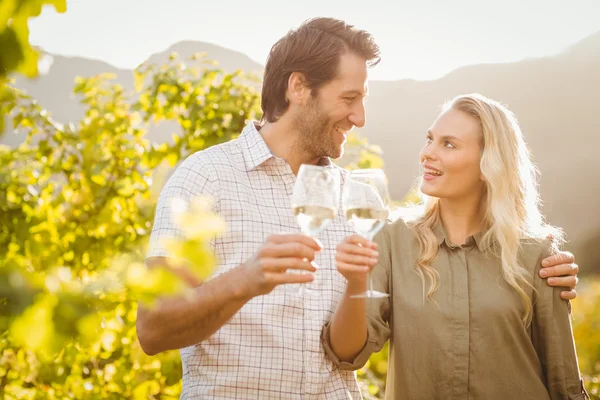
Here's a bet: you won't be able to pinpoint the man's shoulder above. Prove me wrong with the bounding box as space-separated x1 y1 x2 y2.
162 139 244 198
180 138 243 173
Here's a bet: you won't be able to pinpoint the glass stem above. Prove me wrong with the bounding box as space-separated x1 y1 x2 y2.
365 232 374 295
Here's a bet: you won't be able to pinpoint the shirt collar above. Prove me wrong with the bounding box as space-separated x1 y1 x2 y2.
432 220 491 252
239 121 274 171
239 121 333 171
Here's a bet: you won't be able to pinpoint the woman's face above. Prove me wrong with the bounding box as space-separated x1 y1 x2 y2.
419 108 485 200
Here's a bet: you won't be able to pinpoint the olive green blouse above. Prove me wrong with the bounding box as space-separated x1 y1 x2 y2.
322 218 589 400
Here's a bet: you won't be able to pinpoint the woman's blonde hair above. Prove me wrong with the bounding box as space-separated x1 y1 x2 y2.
406 93 563 325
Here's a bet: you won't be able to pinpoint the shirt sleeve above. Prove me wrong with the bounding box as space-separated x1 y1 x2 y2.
532 240 590 400
321 223 392 370
146 152 219 259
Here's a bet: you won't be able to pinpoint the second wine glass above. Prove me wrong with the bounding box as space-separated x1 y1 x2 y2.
342 168 390 299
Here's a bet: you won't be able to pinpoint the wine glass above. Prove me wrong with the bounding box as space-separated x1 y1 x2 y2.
290 164 340 296
342 168 390 299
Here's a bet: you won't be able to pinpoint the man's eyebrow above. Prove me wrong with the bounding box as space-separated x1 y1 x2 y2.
341 89 368 97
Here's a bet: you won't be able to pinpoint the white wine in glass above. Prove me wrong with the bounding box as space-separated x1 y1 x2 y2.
344 207 389 240
342 168 390 299
292 205 337 237
290 164 340 296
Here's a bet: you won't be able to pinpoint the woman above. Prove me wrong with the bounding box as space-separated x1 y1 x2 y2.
323 93 589 399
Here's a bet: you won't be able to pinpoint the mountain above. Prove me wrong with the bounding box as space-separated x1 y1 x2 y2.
3 33 600 271
2 55 126 147
145 40 263 75
2 40 264 147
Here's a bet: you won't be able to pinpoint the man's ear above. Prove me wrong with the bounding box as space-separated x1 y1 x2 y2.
286 72 309 106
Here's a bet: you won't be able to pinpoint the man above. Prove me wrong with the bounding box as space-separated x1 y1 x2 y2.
136 17 580 399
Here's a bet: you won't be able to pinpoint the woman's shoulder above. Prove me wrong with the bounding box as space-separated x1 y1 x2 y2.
372 214 417 255
519 236 557 269
381 214 414 239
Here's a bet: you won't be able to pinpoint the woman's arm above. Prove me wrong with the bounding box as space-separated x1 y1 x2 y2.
322 228 392 370
532 240 590 399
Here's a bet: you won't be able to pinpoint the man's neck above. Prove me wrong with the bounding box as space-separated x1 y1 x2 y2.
258 120 323 175
438 194 485 246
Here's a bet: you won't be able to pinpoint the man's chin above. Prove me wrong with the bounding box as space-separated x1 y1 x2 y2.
328 147 344 160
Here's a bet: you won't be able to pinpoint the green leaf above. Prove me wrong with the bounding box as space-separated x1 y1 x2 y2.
133 70 145 92
91 174 107 186
0 28 24 74
166 151 179 167
6 189 19 204
116 178 135 197
10 294 57 355
134 381 161 400
49 0 68 13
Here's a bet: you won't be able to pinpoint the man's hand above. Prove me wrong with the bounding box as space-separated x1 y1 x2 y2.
136 235 319 355
239 233 322 297
540 250 579 300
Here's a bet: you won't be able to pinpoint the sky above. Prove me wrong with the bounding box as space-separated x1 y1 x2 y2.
29 0 600 81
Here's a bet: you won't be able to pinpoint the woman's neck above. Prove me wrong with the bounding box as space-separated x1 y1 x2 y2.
438 194 486 246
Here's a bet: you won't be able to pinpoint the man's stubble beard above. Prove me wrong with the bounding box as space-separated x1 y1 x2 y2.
292 97 342 160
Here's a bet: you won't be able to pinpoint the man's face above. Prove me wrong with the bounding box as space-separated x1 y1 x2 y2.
292 52 369 160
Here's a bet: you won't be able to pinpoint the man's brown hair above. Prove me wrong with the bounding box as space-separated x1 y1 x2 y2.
261 17 381 123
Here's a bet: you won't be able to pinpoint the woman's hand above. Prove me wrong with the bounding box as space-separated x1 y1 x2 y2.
335 234 379 289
